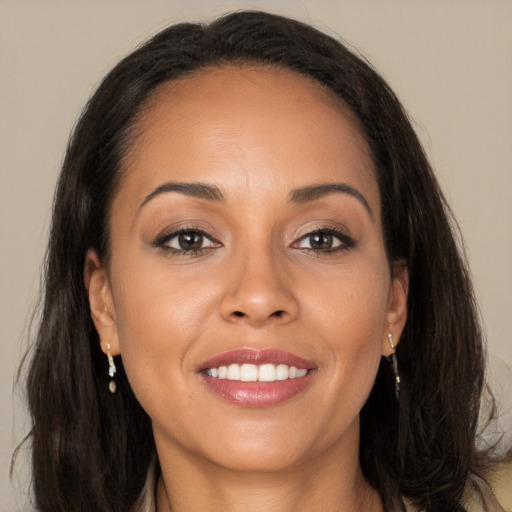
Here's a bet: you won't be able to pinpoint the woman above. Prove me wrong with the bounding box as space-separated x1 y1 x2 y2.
20 10 502 512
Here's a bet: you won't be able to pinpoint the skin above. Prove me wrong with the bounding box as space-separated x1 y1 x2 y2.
87 66 408 511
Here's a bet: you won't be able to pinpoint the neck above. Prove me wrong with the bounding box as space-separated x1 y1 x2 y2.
154 425 383 512
156 467 381 512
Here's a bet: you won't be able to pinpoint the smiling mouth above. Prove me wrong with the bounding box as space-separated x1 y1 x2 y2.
199 349 316 407
205 363 308 382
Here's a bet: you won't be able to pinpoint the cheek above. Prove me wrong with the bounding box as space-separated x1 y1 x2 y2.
112 253 212 338
313 260 390 341
108 261 214 402
311 262 390 393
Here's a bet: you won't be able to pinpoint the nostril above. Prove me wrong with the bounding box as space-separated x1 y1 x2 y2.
228 309 291 322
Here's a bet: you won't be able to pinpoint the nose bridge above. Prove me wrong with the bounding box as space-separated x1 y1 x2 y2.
220 237 299 325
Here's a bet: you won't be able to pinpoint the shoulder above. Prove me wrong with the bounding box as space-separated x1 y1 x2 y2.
462 466 509 512
132 456 158 512
401 463 510 512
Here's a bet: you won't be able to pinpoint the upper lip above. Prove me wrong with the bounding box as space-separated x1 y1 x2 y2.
198 348 316 372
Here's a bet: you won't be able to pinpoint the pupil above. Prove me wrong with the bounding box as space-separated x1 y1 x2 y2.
179 232 202 250
311 233 332 249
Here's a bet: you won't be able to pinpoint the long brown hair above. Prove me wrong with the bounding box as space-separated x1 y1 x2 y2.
17 11 491 511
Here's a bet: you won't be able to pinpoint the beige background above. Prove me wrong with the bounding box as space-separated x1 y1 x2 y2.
1 1 511 510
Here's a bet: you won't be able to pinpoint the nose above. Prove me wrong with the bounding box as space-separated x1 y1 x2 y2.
219 247 299 327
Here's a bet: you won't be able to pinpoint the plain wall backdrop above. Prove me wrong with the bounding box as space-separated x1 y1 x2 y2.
1 1 511 510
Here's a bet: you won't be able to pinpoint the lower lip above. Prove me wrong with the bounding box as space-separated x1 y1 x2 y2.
200 372 314 408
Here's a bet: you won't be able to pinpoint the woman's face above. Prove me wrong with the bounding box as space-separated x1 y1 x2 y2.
88 66 407 473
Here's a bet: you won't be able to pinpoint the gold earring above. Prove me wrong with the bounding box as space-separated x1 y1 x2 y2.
387 333 400 400
107 343 117 394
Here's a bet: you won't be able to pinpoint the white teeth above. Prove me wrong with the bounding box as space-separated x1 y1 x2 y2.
206 363 308 382
240 364 258 382
276 364 289 380
258 363 276 382
227 364 240 380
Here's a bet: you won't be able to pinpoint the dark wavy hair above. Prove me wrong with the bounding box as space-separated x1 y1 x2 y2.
17 10 492 512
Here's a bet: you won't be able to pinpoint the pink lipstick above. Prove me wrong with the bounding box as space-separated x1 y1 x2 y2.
199 348 316 407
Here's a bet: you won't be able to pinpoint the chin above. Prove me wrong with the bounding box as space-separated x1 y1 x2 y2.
208 443 308 474
194 418 342 474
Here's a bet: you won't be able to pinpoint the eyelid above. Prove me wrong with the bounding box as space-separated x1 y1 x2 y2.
291 225 356 252
153 225 222 251
295 233 344 250
166 232 218 251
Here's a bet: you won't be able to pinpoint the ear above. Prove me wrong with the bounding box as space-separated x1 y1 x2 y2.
382 260 408 356
85 249 121 356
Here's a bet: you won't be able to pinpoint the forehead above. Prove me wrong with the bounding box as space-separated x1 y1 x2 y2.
118 65 378 208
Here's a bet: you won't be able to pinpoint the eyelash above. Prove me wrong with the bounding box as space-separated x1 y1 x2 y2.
153 225 355 256
153 226 221 256
293 226 356 256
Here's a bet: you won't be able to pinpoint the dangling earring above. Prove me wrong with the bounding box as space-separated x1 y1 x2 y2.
387 333 400 400
107 343 117 394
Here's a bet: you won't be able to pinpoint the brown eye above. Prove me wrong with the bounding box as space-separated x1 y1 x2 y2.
309 233 334 250
297 231 342 251
177 231 204 250
156 228 221 254
293 227 355 254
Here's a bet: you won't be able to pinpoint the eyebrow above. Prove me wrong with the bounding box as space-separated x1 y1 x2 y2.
139 180 372 216
139 181 224 209
289 183 373 217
